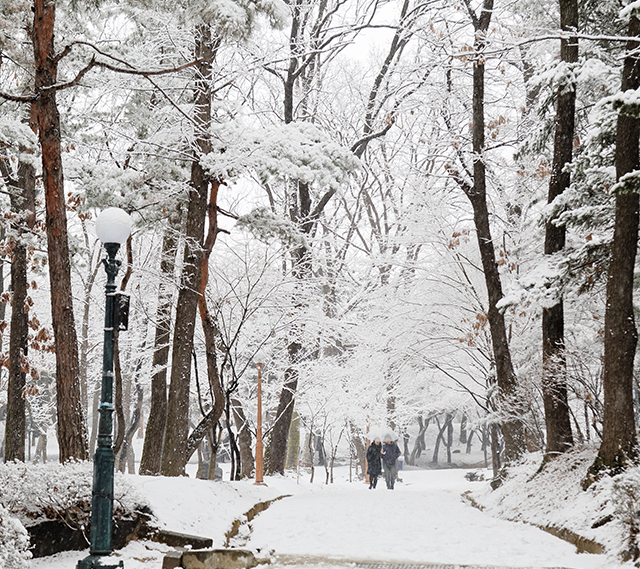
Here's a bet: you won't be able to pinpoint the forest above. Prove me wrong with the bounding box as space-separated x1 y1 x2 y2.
1 0 640 524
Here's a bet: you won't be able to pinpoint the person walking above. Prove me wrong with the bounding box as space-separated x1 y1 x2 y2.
366 437 382 489
381 434 401 490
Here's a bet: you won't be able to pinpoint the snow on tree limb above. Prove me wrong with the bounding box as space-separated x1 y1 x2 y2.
202 121 361 189
237 206 306 246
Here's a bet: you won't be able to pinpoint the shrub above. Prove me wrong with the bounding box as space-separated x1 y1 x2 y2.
0 461 145 534
0 504 31 569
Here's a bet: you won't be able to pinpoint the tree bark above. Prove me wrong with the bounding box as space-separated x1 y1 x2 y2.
80 257 100 419
542 0 577 458
231 398 254 479
587 13 640 483
113 330 126 456
180 181 226 466
32 0 87 462
0 226 6 354
2 136 37 463
267 351 300 474
139 217 179 475
118 371 143 473
409 415 429 464
161 24 213 476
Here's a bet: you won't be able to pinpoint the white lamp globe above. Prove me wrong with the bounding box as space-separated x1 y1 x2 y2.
95 207 132 245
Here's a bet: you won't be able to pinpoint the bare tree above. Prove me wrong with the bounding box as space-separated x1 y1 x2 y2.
448 0 525 465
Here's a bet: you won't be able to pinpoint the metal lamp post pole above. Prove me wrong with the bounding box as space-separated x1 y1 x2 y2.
254 362 266 486
78 242 124 569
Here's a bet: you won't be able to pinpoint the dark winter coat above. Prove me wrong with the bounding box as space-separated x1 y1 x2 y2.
366 442 382 476
381 441 401 467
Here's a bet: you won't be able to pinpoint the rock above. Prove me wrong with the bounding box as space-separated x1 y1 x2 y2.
180 548 258 569
161 550 183 569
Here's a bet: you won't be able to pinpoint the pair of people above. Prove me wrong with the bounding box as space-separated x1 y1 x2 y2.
366 434 401 490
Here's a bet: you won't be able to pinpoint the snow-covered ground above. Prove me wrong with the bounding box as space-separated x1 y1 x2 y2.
30 464 619 569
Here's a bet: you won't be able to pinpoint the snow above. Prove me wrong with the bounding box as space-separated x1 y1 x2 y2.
244 470 603 568
620 1 640 19
29 462 623 569
201 122 360 189
470 447 637 562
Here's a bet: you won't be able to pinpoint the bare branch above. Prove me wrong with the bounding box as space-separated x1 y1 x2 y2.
0 91 37 103
445 164 472 197
351 119 394 158
311 188 337 221
40 57 98 93
95 58 200 77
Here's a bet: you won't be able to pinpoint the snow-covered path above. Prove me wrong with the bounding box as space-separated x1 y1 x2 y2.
244 470 610 569
32 467 616 569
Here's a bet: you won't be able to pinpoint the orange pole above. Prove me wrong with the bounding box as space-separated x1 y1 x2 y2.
255 363 266 485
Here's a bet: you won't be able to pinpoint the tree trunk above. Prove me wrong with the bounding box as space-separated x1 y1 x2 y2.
266 348 300 474
462 0 525 463
0 226 6 354
267 0 315 473
161 24 213 476
172 179 225 469
446 415 454 464
207 428 219 480
32 0 87 462
231 398 254 479
3 145 36 462
139 217 179 475
113 330 126 457
542 0 577 457
409 416 429 465
490 423 502 482
402 432 410 465
351 424 367 477
118 373 143 473
459 413 468 445
80 258 100 419
466 429 475 453
587 13 640 483
5 230 28 463
432 414 452 465
185 180 225 465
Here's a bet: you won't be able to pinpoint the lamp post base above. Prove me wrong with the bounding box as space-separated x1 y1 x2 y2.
77 554 124 569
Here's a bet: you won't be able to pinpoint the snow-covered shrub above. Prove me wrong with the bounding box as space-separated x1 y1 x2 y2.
468 446 632 561
611 469 640 562
0 461 145 533
0 504 31 569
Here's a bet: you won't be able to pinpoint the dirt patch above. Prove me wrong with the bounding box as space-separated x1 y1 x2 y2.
224 495 292 547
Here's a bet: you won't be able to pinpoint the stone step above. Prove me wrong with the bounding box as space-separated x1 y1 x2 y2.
164 548 258 569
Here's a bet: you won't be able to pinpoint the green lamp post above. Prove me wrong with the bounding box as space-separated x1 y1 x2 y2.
78 207 132 569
